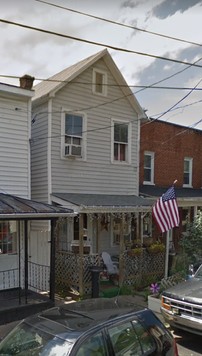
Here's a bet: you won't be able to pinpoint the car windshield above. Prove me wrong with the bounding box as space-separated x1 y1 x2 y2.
194 264 202 278
0 320 73 355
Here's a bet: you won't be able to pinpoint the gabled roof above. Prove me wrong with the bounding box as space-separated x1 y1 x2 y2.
33 49 146 117
51 193 152 213
0 193 74 219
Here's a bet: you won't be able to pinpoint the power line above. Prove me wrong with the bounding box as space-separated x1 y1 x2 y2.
1 74 202 91
1 18 202 69
35 0 202 48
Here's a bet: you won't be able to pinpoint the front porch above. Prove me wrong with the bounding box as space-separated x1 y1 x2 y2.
55 249 165 297
0 261 51 325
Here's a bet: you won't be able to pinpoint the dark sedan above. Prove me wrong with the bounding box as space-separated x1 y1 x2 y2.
0 296 178 355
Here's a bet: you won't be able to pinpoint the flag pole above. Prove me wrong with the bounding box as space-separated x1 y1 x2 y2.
165 181 177 278
165 229 170 278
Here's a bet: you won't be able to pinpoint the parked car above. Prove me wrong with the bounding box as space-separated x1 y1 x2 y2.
0 296 178 355
161 263 202 335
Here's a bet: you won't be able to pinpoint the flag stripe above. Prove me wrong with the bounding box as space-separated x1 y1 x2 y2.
152 186 180 233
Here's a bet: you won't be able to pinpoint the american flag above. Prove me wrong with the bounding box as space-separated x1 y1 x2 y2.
152 186 180 233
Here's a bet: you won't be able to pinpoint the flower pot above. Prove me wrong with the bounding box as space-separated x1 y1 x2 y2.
148 295 162 314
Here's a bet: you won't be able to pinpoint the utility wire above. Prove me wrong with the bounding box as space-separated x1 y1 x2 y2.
1 74 202 91
35 0 202 48
1 18 202 69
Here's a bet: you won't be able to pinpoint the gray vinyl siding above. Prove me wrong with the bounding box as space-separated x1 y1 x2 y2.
31 102 49 202
0 97 29 197
50 59 139 195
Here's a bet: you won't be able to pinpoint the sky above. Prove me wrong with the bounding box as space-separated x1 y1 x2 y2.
1 0 202 129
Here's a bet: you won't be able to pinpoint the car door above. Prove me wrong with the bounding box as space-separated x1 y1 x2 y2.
73 331 108 356
106 319 156 355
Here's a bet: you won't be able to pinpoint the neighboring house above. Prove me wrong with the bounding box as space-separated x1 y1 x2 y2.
0 78 34 280
139 118 202 260
0 78 74 324
31 49 158 294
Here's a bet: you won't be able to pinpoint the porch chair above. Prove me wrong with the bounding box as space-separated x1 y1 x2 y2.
101 252 119 275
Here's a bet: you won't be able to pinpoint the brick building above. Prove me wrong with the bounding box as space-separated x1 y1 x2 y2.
139 119 202 256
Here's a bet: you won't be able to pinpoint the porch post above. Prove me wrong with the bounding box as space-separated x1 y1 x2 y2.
79 214 84 295
50 218 57 302
96 214 101 254
24 220 28 304
119 214 125 285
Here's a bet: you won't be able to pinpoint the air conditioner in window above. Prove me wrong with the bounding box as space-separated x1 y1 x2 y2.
65 144 82 157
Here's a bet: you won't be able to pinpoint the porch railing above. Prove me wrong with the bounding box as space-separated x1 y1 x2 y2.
28 261 50 292
0 268 19 290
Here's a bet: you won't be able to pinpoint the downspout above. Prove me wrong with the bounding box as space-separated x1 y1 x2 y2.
47 97 53 204
28 98 32 199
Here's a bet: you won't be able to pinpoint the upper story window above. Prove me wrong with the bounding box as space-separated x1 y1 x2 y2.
62 111 86 159
112 120 131 163
92 68 107 96
0 221 17 254
183 157 193 187
144 151 154 184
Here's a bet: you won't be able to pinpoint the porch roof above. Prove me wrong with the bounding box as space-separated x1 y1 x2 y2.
139 185 202 206
51 193 153 213
0 193 75 220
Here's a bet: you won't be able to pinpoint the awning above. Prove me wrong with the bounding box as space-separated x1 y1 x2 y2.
139 185 202 207
51 193 153 213
0 193 75 219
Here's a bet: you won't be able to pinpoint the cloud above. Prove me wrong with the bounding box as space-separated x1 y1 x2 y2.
151 0 202 19
121 0 140 9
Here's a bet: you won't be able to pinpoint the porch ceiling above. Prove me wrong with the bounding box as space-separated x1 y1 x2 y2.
51 193 153 213
0 193 75 220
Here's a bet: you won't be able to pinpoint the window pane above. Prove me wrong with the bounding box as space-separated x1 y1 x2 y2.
144 168 151 182
184 160 190 172
0 221 17 254
65 114 82 136
76 332 106 356
120 144 126 161
108 321 142 355
184 172 189 185
114 124 128 143
132 320 155 354
96 72 103 93
144 154 151 168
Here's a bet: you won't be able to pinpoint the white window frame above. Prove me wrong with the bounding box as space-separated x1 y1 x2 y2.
143 151 154 185
61 109 87 161
183 157 193 187
92 68 107 96
111 119 131 164
0 221 17 255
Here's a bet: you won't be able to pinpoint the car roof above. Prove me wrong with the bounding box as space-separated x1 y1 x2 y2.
26 297 148 334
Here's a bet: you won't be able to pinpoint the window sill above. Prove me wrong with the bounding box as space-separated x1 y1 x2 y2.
143 181 155 185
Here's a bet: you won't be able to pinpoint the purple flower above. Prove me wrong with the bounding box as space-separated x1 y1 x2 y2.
150 283 160 295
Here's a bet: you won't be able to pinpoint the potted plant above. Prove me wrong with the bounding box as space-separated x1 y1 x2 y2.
147 283 162 313
127 240 144 257
147 241 165 254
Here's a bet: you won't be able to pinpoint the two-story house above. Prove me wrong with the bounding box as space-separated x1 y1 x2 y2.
139 118 202 268
0 78 74 324
31 49 155 294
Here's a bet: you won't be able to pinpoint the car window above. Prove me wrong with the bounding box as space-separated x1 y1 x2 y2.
75 332 107 356
108 321 142 355
132 320 156 354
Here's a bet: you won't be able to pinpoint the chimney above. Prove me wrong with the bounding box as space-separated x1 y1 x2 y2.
19 74 35 90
